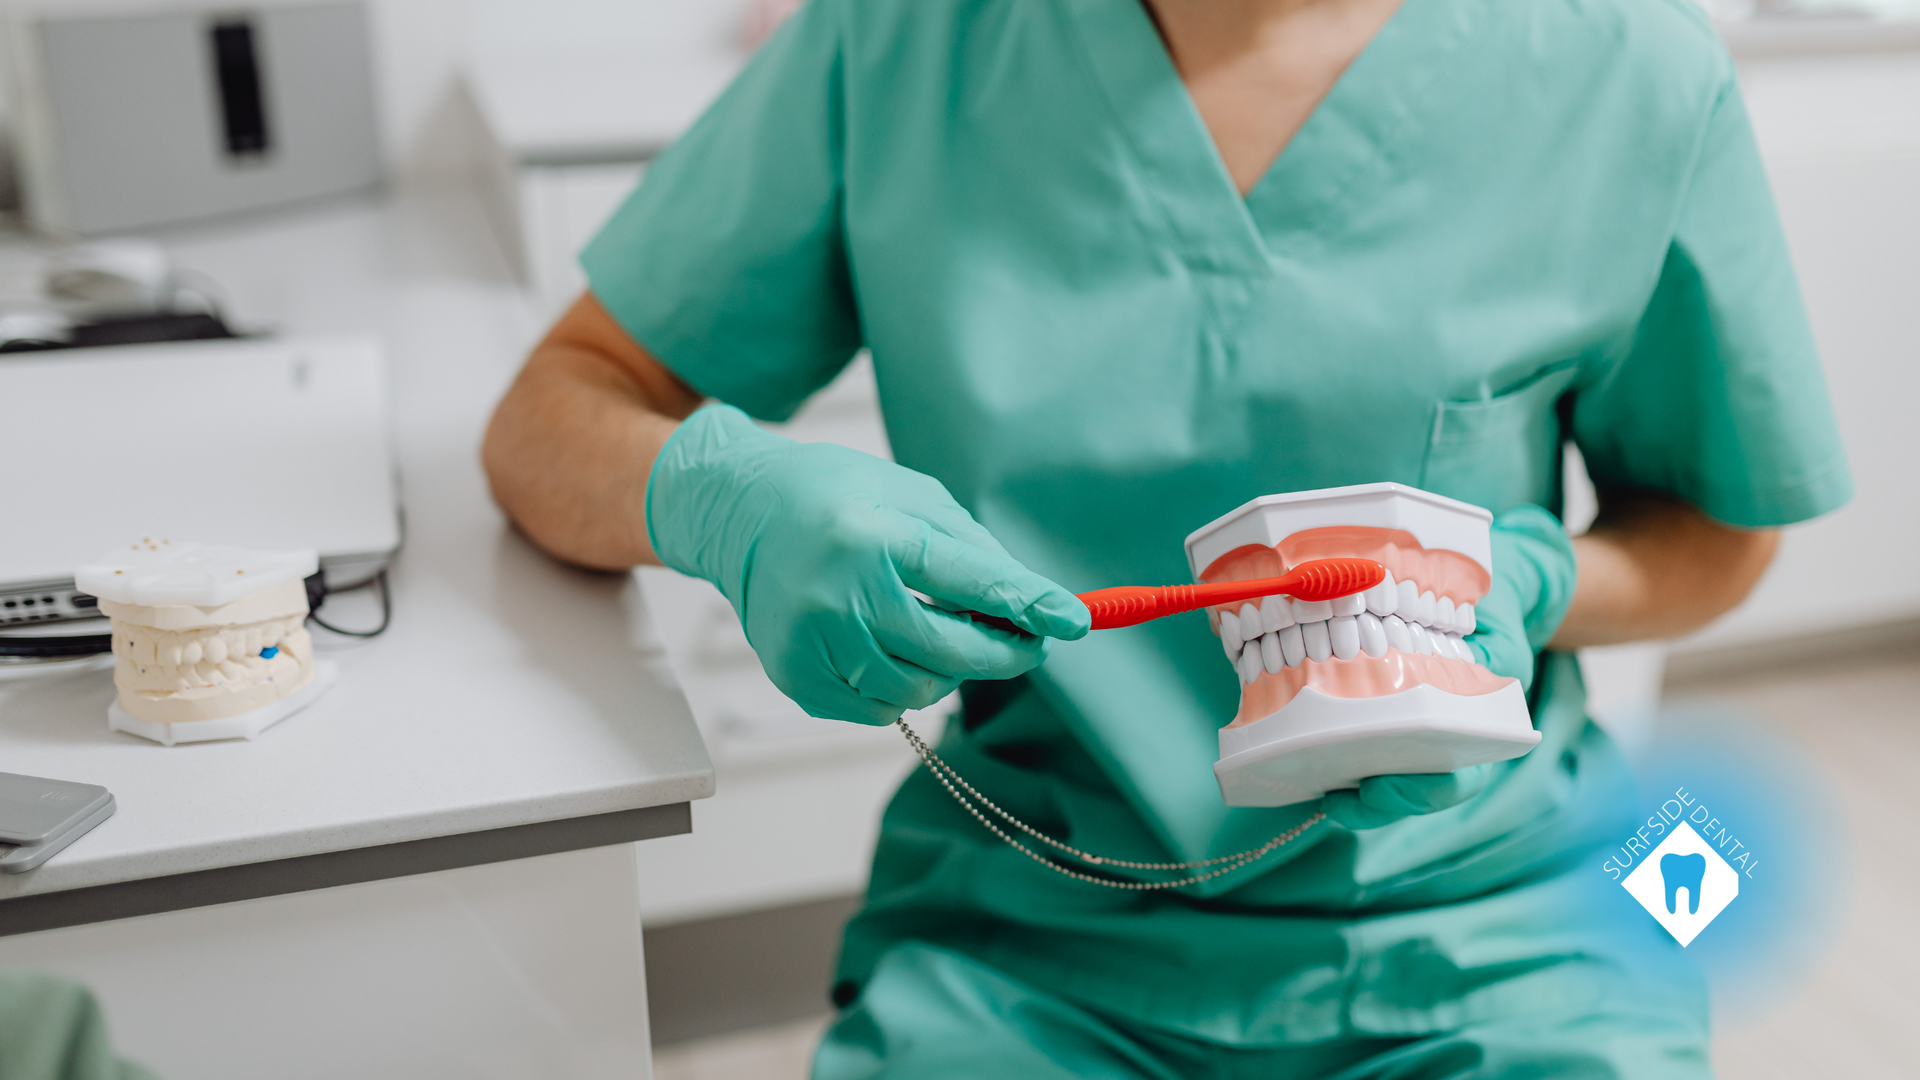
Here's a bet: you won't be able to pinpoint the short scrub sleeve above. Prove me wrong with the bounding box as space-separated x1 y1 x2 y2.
1572 81 1852 529
580 0 859 422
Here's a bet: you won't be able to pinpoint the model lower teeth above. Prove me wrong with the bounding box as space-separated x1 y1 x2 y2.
1216 570 1479 684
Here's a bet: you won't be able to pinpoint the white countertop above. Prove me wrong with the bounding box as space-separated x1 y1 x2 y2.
0 188 715 901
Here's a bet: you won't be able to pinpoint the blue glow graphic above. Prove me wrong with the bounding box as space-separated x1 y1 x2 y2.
1598 704 1847 1017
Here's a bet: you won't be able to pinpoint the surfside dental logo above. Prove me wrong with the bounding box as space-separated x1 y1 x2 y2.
1602 786 1756 946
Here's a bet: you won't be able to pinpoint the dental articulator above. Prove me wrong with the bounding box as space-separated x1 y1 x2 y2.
1185 482 1537 807
922 482 1539 887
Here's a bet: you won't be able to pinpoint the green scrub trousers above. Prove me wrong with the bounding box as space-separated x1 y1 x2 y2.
583 0 1853 1075
0 972 157 1080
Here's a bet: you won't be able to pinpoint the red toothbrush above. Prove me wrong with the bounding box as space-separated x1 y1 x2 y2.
968 558 1388 634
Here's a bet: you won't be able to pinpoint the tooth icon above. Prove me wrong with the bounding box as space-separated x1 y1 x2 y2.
1660 852 1707 915
1619 821 1740 946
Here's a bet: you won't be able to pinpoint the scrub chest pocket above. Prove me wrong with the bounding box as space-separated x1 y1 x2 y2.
1420 362 1581 515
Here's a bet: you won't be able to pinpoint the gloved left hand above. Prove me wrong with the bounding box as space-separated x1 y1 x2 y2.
1322 504 1577 829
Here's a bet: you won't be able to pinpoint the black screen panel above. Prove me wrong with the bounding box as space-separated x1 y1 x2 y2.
211 19 269 158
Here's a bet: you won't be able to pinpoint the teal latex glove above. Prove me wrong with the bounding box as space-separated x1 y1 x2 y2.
1464 504 1581 693
647 404 1091 725
1323 504 1577 829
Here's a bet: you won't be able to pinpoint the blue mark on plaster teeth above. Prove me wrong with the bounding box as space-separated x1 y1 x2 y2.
1662 852 1707 914
260 646 279 659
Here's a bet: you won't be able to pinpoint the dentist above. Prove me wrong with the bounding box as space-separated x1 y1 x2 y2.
484 0 1849 1075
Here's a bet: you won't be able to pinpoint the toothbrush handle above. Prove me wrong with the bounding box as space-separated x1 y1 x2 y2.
963 559 1387 635
963 585 1212 633
1078 585 1200 630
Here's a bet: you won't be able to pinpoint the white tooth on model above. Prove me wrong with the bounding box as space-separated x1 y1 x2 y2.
1238 646 1263 685
205 634 228 664
1279 623 1306 667
287 626 311 662
1261 631 1284 674
1261 594 1294 633
1331 592 1366 618
1415 590 1438 628
1238 604 1261 641
1455 602 1476 635
1219 608 1243 655
1431 631 1456 661
1408 622 1435 655
1358 612 1388 658
182 639 204 666
1364 569 1397 617
1396 579 1420 620
1455 633 1477 664
1383 614 1413 654
1435 596 1456 634
1302 620 1332 663
1292 598 1333 623
1329 615 1360 660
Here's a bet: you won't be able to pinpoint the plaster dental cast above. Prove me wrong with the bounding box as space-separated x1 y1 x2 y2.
482 0 1851 1075
76 540 333 745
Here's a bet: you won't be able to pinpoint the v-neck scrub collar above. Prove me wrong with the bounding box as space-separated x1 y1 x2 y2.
1063 0 1475 272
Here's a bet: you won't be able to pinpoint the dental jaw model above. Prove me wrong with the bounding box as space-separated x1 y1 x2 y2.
1185 483 1540 807
75 541 336 746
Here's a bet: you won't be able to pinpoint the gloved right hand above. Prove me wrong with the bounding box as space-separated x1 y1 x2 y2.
1322 504 1577 830
647 404 1090 725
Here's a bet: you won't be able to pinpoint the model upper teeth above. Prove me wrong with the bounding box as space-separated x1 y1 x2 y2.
113 617 310 693
1214 569 1480 684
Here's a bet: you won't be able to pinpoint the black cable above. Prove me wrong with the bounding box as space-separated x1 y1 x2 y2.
306 568 392 638
0 633 113 657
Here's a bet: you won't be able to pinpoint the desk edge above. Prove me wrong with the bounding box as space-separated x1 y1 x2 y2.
0 801 691 937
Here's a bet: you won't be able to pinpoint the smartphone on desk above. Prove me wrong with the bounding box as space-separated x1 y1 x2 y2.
0 772 116 873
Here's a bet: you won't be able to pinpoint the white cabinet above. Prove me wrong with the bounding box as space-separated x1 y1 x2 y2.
464 49 739 316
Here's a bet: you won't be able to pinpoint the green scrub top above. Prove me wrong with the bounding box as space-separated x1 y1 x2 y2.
584 0 1851 1047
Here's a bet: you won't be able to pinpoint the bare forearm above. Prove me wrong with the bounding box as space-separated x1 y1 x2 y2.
1550 491 1778 649
482 294 702 570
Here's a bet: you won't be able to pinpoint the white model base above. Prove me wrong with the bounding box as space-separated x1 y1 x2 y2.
109 661 338 747
1214 681 1539 807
